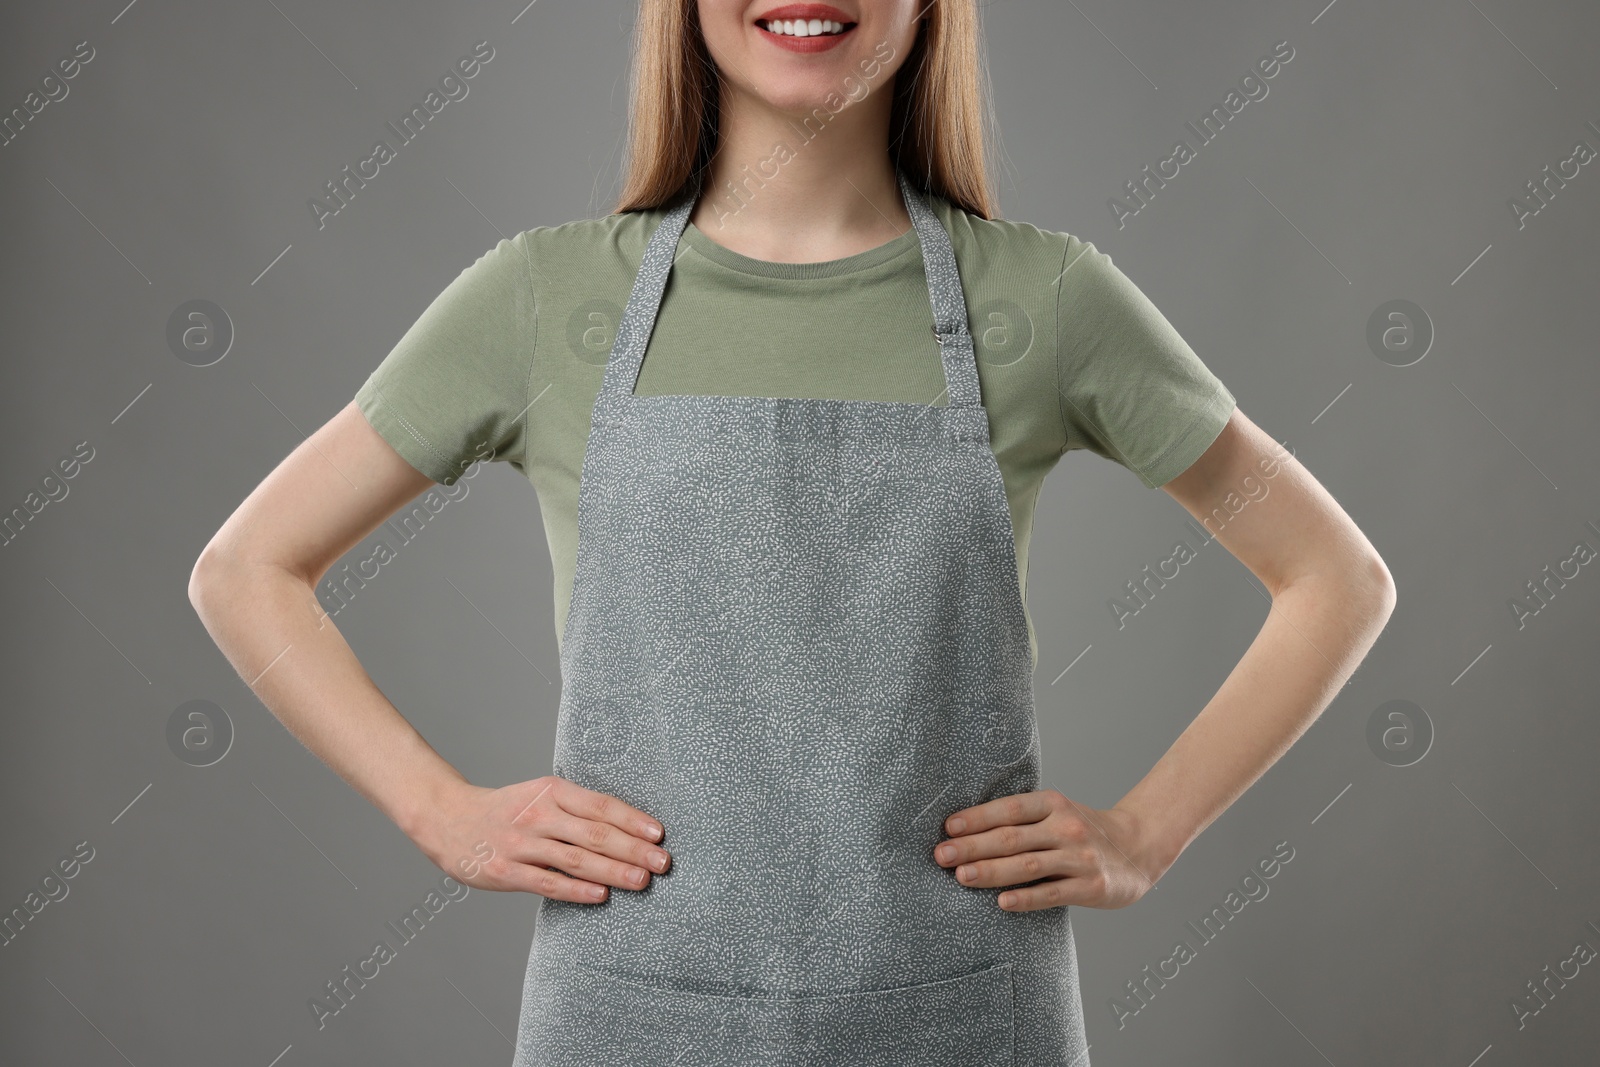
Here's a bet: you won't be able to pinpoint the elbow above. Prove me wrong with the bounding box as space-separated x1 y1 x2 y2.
1359 549 1397 622
187 541 231 614
187 547 213 612
1275 547 1395 623
189 541 312 620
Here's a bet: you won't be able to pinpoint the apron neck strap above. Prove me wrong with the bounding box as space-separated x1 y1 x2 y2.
602 167 981 410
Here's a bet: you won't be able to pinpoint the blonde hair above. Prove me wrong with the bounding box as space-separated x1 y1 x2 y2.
611 0 999 218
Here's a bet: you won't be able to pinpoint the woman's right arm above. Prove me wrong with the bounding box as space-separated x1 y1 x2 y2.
186 401 671 901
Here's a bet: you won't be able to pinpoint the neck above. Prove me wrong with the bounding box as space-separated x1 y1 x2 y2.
689 85 910 263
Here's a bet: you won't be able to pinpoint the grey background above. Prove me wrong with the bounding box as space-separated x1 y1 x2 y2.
3 0 1597 1064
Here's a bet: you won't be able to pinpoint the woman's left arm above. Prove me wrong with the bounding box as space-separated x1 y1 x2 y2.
935 406 1397 911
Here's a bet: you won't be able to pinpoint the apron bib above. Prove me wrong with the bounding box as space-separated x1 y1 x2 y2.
512 169 1090 1067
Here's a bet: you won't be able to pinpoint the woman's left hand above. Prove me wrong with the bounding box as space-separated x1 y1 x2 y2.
933 790 1171 912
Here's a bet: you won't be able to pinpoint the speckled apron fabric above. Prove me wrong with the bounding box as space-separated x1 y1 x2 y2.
512 169 1089 1066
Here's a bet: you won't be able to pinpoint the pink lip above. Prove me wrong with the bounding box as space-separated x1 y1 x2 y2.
756 4 855 23
755 5 858 53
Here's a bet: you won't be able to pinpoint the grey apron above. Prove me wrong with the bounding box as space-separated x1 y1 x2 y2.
512 168 1089 1067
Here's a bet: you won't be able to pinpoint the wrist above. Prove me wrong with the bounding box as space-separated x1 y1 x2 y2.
391 767 477 847
1109 801 1190 881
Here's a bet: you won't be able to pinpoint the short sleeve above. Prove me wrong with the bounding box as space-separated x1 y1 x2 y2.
1055 236 1236 488
354 232 536 485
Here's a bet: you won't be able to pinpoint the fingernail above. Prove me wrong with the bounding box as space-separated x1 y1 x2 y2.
630 868 648 886
948 817 966 834
957 864 973 881
588 884 606 900
642 823 662 841
649 850 669 872
936 844 955 863
998 892 1014 908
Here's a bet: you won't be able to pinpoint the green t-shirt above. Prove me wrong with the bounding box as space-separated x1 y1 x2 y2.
353 193 1236 668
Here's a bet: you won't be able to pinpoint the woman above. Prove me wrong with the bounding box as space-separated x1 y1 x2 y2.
189 2 1395 1064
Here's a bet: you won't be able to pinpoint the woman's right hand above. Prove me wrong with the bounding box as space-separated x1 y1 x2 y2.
188 405 670 906
417 776 672 903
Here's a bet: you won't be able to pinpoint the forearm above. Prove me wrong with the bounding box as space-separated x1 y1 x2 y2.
188 555 469 840
1113 561 1395 875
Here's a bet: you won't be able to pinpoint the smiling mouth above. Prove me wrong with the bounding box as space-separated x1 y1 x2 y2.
756 18 858 38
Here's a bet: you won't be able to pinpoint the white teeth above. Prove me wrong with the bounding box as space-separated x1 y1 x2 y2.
761 18 850 38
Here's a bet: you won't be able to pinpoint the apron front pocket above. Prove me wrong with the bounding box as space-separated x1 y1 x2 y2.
515 953 1016 1066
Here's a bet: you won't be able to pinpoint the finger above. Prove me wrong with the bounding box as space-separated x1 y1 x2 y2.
944 790 1056 837
934 820 1055 867
488 857 613 904
997 875 1099 913
948 848 1078 890
543 809 672 883
551 779 665 843
521 834 659 892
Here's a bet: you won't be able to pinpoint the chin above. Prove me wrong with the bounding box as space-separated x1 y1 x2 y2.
748 75 861 115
